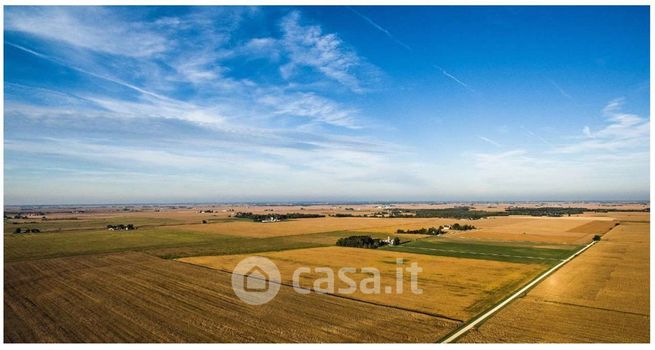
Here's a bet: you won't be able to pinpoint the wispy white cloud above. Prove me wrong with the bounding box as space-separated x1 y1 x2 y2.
434 65 474 92
348 7 412 51
237 37 281 61
478 136 501 148
279 11 379 93
547 78 574 101
554 98 649 153
258 92 360 128
520 125 554 147
7 42 173 102
5 7 169 57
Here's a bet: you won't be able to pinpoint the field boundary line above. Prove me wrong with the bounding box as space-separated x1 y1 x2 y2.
537 299 650 317
439 240 598 343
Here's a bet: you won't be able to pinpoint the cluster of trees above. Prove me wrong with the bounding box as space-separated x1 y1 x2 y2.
504 207 586 217
451 223 476 231
106 224 136 231
5 214 30 220
397 227 443 235
397 223 477 235
13 228 40 234
409 207 506 220
401 206 646 219
332 213 367 217
587 208 649 213
234 212 325 222
336 235 398 248
369 210 413 218
505 206 647 217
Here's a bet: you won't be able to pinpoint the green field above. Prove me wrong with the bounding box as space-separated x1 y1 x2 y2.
382 238 580 264
5 216 191 234
5 223 581 263
4 226 390 262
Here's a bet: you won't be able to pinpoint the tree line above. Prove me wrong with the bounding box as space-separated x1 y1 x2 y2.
397 223 477 235
234 212 325 222
336 235 399 248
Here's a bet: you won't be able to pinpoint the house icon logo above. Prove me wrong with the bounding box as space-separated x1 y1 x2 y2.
231 256 281 305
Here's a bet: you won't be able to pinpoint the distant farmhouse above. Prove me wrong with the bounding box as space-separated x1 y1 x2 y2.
107 224 135 231
381 236 399 246
260 216 280 223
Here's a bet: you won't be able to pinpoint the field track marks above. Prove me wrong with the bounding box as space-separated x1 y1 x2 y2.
176 260 465 323
538 299 649 317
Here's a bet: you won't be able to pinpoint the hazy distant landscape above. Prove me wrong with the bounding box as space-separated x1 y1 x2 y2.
4 201 650 342
3 5 650 344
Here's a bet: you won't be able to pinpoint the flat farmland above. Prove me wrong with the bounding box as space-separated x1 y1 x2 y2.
565 220 618 234
169 216 470 238
5 225 431 262
527 222 649 314
450 216 616 244
579 211 650 222
348 218 466 234
4 226 337 262
457 220 650 343
4 252 459 343
348 216 616 245
383 238 579 263
4 215 193 234
456 297 649 343
4 205 648 343
179 246 546 320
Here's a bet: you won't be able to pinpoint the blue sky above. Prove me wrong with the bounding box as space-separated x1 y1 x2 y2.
4 6 650 204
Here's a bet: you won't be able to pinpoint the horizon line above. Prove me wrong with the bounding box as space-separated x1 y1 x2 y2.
4 199 651 208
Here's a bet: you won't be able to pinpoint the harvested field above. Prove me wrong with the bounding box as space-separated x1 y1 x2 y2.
4 226 337 262
458 297 649 343
579 211 650 222
457 221 649 343
528 222 649 314
169 217 466 238
451 216 609 244
349 218 470 234
167 217 490 238
566 220 618 234
4 252 458 343
179 246 546 320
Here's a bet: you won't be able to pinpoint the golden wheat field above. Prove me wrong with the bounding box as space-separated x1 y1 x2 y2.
565 220 618 234
179 246 546 320
4 203 649 343
168 215 615 244
170 216 475 238
579 211 650 222
349 218 476 234
4 252 459 343
345 216 617 244
450 216 616 244
457 220 650 343
458 297 649 343
528 222 649 314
